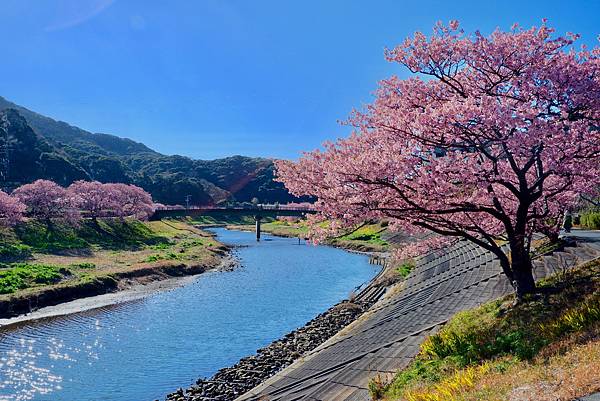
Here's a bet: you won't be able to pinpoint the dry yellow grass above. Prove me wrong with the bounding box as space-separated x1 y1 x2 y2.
402 363 491 401
397 328 600 401
390 339 600 401
467 337 600 401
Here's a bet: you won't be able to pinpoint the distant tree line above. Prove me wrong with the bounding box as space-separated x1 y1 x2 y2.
0 179 155 227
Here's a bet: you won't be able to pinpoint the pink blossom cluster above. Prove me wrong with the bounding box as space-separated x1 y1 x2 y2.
0 179 155 227
0 190 26 226
276 21 600 265
68 181 155 220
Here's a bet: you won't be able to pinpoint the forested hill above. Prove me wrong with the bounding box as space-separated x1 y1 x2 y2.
0 96 301 205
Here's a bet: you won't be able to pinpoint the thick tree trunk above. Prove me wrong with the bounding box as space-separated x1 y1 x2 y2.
45 217 54 239
498 256 515 283
509 241 536 299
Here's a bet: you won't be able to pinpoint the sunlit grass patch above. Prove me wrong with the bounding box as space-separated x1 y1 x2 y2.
144 252 183 263
0 263 69 294
396 260 415 279
338 223 389 245
403 363 491 401
329 222 390 252
69 262 96 269
459 335 600 401
377 258 600 401
261 220 310 237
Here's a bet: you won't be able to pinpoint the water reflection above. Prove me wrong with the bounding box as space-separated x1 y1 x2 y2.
0 229 377 401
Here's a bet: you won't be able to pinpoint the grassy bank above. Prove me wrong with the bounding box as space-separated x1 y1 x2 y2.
0 219 227 317
329 223 389 252
372 258 600 401
228 220 390 252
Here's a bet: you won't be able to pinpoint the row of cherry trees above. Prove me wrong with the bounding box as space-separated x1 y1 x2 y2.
0 179 155 227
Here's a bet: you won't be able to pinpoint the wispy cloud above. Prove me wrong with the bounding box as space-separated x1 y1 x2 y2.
45 0 115 32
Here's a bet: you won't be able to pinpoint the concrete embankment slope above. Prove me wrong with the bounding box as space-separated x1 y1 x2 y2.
238 236 600 401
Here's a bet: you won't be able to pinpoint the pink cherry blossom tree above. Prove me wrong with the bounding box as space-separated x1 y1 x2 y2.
12 179 80 227
68 180 116 221
0 190 26 226
105 183 155 220
276 21 600 297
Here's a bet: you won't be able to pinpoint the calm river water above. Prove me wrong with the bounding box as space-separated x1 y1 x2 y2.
0 228 378 401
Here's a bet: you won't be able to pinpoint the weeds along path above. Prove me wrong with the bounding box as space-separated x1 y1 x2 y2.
236 235 600 401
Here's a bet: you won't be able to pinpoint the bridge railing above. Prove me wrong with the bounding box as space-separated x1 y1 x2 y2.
154 204 315 212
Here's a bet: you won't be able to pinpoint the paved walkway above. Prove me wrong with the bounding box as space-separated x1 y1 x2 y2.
237 236 600 401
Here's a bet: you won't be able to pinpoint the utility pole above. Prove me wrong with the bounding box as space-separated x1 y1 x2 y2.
185 195 192 210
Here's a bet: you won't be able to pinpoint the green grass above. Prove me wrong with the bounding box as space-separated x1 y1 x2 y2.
0 243 32 260
396 260 415 278
144 252 182 263
0 219 220 302
0 263 69 294
69 262 96 269
260 220 310 237
233 219 391 251
338 223 389 246
0 219 172 259
150 243 171 250
329 223 389 251
580 211 600 229
379 259 600 400
14 221 88 251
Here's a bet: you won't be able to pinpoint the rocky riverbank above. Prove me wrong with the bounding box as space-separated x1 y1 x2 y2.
165 296 382 401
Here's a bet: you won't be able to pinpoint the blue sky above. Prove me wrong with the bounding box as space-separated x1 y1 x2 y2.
0 0 599 160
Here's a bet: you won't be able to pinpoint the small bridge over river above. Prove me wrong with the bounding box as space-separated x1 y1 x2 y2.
151 205 316 240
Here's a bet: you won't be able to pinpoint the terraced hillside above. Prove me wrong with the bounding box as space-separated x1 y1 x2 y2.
237 234 600 401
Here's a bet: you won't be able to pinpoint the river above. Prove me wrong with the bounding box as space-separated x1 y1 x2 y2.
0 228 379 401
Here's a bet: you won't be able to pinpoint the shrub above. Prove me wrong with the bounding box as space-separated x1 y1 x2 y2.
181 239 204 248
580 212 600 229
368 374 388 400
144 252 180 263
145 254 164 263
396 260 415 278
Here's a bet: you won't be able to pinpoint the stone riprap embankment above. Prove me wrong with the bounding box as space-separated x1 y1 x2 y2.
165 280 387 401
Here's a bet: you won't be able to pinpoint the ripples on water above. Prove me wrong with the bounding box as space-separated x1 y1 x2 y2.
0 229 378 401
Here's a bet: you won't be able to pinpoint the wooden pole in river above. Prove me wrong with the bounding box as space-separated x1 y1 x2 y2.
255 216 261 241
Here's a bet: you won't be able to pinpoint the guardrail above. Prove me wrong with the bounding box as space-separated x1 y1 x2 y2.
154 205 315 212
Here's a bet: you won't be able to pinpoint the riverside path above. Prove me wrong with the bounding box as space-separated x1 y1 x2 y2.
236 231 600 401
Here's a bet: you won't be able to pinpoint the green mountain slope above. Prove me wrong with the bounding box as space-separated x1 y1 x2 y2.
0 96 301 205
0 109 89 186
